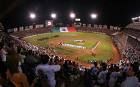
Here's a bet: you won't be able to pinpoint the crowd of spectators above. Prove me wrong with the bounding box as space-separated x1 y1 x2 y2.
123 28 140 39
122 36 140 64
11 28 52 38
126 22 140 30
76 27 118 35
11 26 120 39
127 36 140 51
0 26 139 87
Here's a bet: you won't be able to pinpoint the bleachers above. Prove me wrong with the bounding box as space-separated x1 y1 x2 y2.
123 28 140 39
11 28 51 38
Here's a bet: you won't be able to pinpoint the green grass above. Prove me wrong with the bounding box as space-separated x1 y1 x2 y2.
55 47 77 55
24 32 113 62
66 40 97 48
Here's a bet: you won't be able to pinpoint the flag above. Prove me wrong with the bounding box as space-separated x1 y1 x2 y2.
52 27 60 32
52 27 76 32
68 27 77 32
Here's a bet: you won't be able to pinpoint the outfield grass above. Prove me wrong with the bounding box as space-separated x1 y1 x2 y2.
23 32 113 63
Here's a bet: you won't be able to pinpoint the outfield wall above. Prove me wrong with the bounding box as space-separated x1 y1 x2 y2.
7 23 121 33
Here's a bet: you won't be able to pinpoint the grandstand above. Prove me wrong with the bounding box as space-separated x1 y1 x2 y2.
0 22 139 87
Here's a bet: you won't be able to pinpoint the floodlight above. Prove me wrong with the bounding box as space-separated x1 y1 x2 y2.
30 13 36 19
90 13 97 19
70 12 76 19
51 13 57 19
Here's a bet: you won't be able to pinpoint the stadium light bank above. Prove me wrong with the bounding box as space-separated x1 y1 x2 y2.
29 12 36 19
70 12 76 19
90 13 97 19
51 13 57 19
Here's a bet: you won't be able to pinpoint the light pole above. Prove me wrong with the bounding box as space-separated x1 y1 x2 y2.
50 13 57 26
50 13 57 37
90 13 97 26
70 12 76 25
29 12 36 28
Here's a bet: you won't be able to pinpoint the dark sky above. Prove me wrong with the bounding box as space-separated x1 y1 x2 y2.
0 0 140 28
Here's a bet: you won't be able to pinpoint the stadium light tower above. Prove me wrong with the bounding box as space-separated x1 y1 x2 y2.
50 13 57 27
70 12 76 25
51 13 57 19
29 12 36 19
70 12 76 19
90 13 97 19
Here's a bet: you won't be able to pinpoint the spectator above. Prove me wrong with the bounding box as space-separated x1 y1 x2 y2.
31 69 49 87
35 54 61 87
109 65 121 87
5 62 29 87
97 63 108 87
0 43 7 63
90 62 99 85
121 63 140 87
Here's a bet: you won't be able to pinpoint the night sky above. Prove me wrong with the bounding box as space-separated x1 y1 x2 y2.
0 0 140 28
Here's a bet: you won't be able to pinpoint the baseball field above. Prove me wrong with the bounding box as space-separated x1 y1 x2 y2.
23 32 120 65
